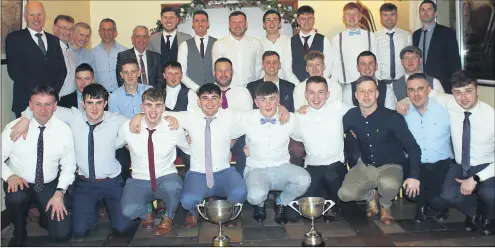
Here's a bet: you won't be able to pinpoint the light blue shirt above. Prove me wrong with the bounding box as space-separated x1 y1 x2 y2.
405 97 453 163
22 107 128 179
92 41 127 93
108 84 151 119
71 45 94 67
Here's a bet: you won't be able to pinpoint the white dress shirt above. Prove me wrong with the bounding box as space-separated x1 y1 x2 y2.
117 119 190 180
218 84 254 111
58 41 77 97
2 117 76 190
169 109 246 173
293 102 352 167
258 35 300 85
27 27 48 51
177 35 211 91
162 30 177 49
293 78 342 110
243 111 296 168
134 48 149 82
434 94 495 181
166 84 182 110
287 30 333 79
375 27 412 80
212 34 264 86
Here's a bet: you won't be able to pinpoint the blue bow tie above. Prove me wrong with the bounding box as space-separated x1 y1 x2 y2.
349 30 361 36
260 118 276 125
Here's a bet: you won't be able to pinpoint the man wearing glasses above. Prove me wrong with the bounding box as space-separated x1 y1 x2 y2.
53 15 78 98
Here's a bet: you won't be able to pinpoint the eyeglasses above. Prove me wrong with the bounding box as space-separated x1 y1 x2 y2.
122 70 140 76
55 25 75 32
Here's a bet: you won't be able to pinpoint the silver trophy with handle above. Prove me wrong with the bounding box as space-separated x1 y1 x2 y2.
197 200 243 247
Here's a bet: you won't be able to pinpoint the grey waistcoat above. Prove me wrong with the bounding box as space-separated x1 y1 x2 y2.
186 36 216 86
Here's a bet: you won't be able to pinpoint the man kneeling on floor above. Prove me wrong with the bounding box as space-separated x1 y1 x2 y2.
118 88 190 235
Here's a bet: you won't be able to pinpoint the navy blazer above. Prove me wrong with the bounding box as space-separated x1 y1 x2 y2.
58 91 78 108
246 79 295 112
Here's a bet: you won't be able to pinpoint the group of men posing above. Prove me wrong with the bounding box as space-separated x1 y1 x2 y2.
3 0 494 246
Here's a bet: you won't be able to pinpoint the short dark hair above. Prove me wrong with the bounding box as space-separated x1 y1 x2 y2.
304 51 324 62
142 87 166 103
75 63 94 77
214 57 233 70
355 76 377 89
419 0 437 12
99 18 117 30
82 83 109 101
407 72 430 85
380 3 397 12
263 9 281 22
161 7 180 18
163 61 182 72
197 83 221 97
121 58 139 71
262 51 280 61
297 5 315 17
451 70 478 89
31 85 59 102
306 76 328 87
193 9 209 20
255 81 279 97
229 11 247 21
357 51 377 65
54 15 75 25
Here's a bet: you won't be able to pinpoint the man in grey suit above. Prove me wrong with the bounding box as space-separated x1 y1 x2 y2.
148 7 192 66
116 25 164 90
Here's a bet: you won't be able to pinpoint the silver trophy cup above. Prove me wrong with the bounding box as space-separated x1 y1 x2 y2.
289 197 335 247
197 200 243 247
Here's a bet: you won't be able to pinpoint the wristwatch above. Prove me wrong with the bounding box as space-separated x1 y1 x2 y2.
472 174 481 184
56 188 66 195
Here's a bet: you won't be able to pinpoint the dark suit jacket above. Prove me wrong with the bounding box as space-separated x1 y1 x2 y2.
6 28 67 114
247 79 295 112
58 91 78 108
116 48 164 90
413 24 461 93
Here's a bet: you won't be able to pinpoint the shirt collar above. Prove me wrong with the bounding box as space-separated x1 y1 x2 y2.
166 84 182 92
201 108 221 119
194 34 209 40
229 34 245 41
123 84 142 96
83 111 106 124
97 41 119 50
299 30 316 38
258 109 279 121
308 104 327 113
163 29 177 37
31 117 53 129
423 22 436 31
384 27 397 34
134 47 147 56
59 40 69 50
27 27 45 37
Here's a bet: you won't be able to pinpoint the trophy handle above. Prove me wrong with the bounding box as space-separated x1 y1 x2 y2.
322 200 336 215
288 200 301 215
231 203 243 220
196 202 209 221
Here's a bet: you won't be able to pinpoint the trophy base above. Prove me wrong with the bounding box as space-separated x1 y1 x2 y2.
212 235 231 247
302 241 325 247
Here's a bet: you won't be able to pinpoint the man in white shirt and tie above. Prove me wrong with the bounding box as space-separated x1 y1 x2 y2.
53 15 78 98
118 88 190 235
2 86 76 246
178 10 217 90
212 11 264 87
243 81 310 224
331 2 378 106
375 3 412 83
258 10 299 85
288 5 333 82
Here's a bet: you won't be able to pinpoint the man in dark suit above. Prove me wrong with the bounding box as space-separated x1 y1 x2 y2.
413 0 461 94
6 1 67 118
59 63 94 109
247 51 295 112
116 26 164 90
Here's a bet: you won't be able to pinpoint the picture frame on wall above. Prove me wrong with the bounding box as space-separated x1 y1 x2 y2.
1 0 27 62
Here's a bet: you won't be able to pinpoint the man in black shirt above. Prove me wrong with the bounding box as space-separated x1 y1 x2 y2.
338 76 421 225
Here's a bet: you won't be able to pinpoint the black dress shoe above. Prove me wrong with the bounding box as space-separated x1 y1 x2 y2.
323 208 339 222
480 218 494 236
415 206 428 223
274 204 288 225
253 205 266 221
435 209 449 221
464 215 480 232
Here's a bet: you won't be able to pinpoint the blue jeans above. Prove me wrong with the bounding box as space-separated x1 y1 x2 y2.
121 174 183 220
181 167 247 216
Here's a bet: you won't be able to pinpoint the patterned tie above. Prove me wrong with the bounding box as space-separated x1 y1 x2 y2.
303 35 311 53
422 29 428 70
387 32 396 80
221 88 230 109
349 30 361 36
87 121 103 182
260 118 276 125
204 117 215 188
139 54 148 85
461 112 472 176
35 126 46 192
200 38 205 58
165 35 172 51
147 128 157 191
35 33 47 56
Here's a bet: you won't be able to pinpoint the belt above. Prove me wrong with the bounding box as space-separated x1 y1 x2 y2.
78 175 112 182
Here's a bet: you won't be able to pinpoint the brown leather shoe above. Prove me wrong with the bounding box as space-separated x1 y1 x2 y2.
141 213 154 228
380 207 394 225
153 216 173 235
366 190 379 217
184 213 198 228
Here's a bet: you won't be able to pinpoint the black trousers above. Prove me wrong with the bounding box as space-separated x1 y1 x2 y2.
3 180 72 241
231 135 247 177
412 159 451 211
115 147 131 181
344 132 360 168
441 163 495 220
177 147 191 172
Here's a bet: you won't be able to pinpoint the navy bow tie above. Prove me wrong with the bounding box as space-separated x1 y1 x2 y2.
349 30 361 36
260 118 276 125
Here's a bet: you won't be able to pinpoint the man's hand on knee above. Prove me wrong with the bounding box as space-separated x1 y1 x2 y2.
7 175 29 193
403 178 420 198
